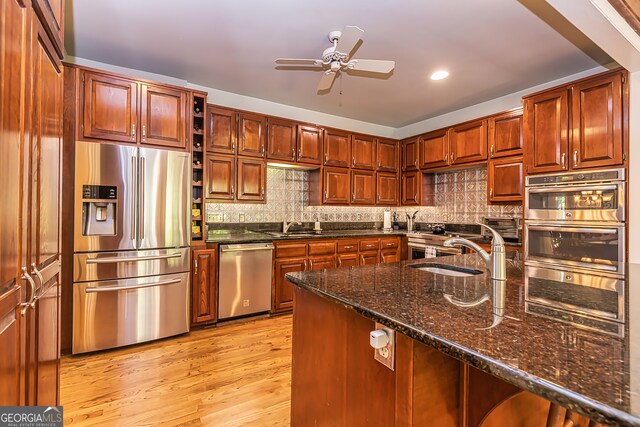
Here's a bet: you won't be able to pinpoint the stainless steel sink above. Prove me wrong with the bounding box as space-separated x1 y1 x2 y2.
408 263 483 277
266 231 319 238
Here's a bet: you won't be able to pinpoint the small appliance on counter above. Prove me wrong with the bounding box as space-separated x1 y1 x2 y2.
481 217 520 244
383 209 392 232
392 212 400 230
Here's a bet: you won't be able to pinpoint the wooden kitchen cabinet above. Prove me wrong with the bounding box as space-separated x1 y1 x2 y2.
571 72 624 170
32 0 64 58
139 84 188 149
308 256 335 271
401 170 421 205
191 248 218 325
336 253 358 268
377 138 399 171
0 288 20 404
274 258 307 312
206 106 237 154
351 170 376 205
82 71 138 143
359 239 380 252
237 112 266 158
402 137 419 171
488 109 523 158
266 117 296 162
523 87 570 174
376 172 399 206
419 129 449 169
323 128 351 167
488 156 524 203
449 119 487 165
237 158 266 202
323 167 350 204
206 154 236 200
351 134 376 170
359 251 380 265
380 236 401 263
381 250 400 263
297 125 322 165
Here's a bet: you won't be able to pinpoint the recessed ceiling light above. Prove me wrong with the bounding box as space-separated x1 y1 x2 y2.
430 70 449 81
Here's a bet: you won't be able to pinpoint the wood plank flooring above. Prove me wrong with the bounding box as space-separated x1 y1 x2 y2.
60 315 292 426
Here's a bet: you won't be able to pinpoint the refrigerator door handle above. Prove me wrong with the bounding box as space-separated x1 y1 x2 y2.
131 155 137 241
85 278 181 293
85 253 182 264
139 156 145 243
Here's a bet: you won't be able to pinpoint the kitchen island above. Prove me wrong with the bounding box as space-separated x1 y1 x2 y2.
287 254 636 426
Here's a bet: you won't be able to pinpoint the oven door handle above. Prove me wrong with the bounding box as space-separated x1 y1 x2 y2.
526 225 618 234
527 184 619 193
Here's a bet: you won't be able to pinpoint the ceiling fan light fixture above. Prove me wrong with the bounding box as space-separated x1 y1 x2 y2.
430 70 449 81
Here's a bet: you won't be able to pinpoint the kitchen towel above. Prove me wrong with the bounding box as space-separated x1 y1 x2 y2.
424 246 437 258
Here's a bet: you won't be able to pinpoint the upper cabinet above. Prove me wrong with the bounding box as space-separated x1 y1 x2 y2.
297 125 322 165
82 71 138 143
80 69 190 149
324 129 350 167
419 129 449 169
524 69 626 174
139 84 188 149
488 156 524 204
266 118 296 162
488 109 522 158
448 119 487 165
32 0 64 58
237 112 266 158
401 138 419 171
207 106 237 154
377 139 398 171
351 134 376 170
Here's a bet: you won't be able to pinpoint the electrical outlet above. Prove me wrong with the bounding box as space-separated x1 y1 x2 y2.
357 213 362 221
239 213 245 222
373 323 395 370
208 213 224 222
243 299 250 307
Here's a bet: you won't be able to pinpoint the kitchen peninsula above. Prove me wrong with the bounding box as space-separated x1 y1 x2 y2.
287 255 635 427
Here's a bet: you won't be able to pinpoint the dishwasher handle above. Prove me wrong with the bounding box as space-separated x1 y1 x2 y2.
220 243 275 253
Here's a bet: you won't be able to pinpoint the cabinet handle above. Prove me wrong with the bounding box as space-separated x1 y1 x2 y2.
337 257 342 267
194 258 198 271
490 145 494 156
573 150 578 167
444 152 448 163
561 153 566 169
386 243 394 247
450 152 455 163
298 149 301 159
261 144 265 154
231 185 235 195
324 152 328 162
378 160 381 168
490 188 493 198
325 190 328 200
414 160 418 168
352 156 355 166
21 268 37 315
261 186 265 197
309 259 314 270
292 148 295 157
131 124 136 140
352 191 355 201
142 125 146 141
232 143 236 151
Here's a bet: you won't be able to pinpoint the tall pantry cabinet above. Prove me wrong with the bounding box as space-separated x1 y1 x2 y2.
0 0 64 406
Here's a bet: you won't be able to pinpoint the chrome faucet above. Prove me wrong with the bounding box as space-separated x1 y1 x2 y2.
443 224 506 281
282 220 302 234
444 279 507 330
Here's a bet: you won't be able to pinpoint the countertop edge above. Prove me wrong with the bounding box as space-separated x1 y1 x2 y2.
286 275 639 427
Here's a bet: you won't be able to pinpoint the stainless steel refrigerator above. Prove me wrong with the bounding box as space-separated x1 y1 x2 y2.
72 141 191 354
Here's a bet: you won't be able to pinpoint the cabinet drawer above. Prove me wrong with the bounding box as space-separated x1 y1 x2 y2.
337 240 359 253
274 242 307 258
308 241 336 256
359 239 380 252
380 238 399 250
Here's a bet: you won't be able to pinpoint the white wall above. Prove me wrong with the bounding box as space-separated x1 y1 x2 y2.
630 72 640 263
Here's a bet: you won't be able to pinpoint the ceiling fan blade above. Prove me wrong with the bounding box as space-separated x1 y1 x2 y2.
346 59 395 74
335 25 364 58
275 58 323 66
317 70 337 91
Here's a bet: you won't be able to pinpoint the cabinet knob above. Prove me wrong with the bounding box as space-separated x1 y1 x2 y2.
131 124 136 140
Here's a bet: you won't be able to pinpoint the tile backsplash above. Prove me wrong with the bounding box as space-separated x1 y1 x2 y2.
206 166 521 224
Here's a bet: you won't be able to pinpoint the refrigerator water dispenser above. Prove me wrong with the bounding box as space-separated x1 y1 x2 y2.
81 185 117 236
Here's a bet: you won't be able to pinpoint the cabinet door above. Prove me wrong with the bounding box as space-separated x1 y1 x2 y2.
0 287 20 405
351 170 376 205
297 125 322 165
402 137 419 171
323 167 350 205
82 71 138 143
266 118 296 162
359 251 380 265
489 109 523 158
419 130 449 169
336 253 358 268
32 0 64 58
376 172 399 206
324 128 350 167
571 72 624 169
449 119 487 165
488 157 524 204
274 258 306 312
192 249 218 324
206 155 236 200
523 88 569 174
237 158 266 202
140 84 188 149
206 106 237 154
308 256 335 271
380 250 400 263
401 171 420 206
351 134 376 170
238 112 266 158
377 139 398 171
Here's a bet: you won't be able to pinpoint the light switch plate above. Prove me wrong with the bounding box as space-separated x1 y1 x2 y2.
374 323 395 371
239 213 245 222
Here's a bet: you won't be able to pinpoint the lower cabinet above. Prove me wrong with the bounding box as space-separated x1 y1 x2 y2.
336 253 358 268
191 247 218 325
273 257 307 312
309 256 335 271
359 251 380 265
0 287 20 405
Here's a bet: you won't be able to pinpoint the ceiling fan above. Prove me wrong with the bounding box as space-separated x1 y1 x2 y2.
275 26 395 93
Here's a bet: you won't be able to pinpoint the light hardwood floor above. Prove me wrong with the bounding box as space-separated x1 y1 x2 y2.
61 315 292 426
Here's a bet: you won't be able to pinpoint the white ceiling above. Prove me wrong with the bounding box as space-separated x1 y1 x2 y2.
65 0 608 127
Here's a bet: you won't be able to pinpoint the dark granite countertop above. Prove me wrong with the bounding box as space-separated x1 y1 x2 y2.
206 229 407 244
287 256 638 426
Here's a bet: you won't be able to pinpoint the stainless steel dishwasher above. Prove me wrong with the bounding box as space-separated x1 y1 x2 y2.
218 243 274 320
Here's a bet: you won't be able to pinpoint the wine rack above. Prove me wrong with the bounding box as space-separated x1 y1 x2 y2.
191 92 207 243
